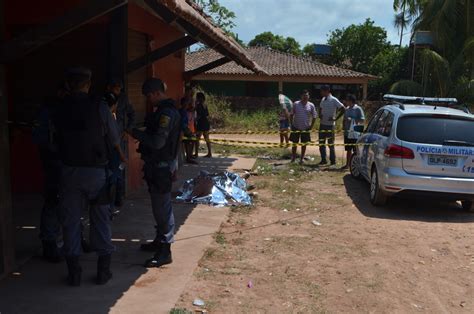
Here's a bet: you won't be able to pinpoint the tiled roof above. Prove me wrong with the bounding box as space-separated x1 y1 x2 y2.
186 46 375 79
158 0 265 74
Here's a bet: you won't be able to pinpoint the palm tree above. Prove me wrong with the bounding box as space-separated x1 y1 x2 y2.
393 0 421 47
391 0 474 103
393 12 410 47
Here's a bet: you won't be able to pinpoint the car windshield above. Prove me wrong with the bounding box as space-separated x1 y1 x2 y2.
397 115 474 145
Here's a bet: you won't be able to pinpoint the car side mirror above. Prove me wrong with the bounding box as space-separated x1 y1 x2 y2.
354 125 364 133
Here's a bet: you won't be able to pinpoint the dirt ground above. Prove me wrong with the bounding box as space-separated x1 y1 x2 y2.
174 159 474 313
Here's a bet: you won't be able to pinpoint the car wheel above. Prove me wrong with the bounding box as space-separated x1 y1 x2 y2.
370 167 387 206
349 154 362 180
461 200 474 212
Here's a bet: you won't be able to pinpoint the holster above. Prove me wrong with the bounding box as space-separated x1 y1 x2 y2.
91 169 116 206
144 163 172 194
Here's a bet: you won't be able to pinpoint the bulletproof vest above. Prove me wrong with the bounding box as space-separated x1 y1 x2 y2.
143 99 181 163
55 93 108 167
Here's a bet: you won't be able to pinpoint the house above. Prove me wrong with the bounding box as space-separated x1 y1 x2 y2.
0 0 262 277
186 46 377 107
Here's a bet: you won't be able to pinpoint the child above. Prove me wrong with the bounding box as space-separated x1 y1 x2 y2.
103 92 123 217
194 92 212 158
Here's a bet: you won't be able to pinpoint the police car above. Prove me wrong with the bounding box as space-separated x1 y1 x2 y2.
350 94 474 211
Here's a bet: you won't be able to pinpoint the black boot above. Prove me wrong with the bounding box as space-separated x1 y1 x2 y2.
42 240 63 263
96 254 113 285
65 256 82 287
81 237 92 253
144 243 172 268
140 226 161 252
140 241 162 252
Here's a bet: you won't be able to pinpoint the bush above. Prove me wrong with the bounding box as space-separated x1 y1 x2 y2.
198 90 279 131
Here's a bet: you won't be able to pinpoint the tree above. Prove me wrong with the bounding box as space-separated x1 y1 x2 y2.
393 0 421 47
302 43 316 58
391 0 474 103
369 46 411 98
195 0 236 32
249 32 301 55
327 18 390 74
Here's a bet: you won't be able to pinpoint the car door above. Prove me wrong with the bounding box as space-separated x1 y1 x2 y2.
373 111 395 173
359 109 384 179
366 110 391 175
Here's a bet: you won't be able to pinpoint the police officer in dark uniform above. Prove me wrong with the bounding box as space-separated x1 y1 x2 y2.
127 78 181 268
54 67 126 286
32 82 69 263
106 78 135 207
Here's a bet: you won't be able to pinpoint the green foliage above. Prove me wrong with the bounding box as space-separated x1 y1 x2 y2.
327 18 391 74
302 44 315 57
389 80 423 96
195 0 236 32
249 32 301 55
369 47 411 98
390 0 474 104
196 88 278 131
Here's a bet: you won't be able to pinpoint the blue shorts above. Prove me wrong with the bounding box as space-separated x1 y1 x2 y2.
279 120 290 130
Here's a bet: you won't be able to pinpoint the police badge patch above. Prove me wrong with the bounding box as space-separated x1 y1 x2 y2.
159 115 171 128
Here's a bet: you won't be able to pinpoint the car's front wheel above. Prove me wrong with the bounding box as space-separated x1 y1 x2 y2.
370 167 387 206
461 200 474 212
349 154 362 180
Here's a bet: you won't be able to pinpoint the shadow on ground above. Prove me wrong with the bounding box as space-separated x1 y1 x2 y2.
343 174 474 223
0 156 238 314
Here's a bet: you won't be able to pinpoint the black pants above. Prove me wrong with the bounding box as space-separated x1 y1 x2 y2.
319 125 336 164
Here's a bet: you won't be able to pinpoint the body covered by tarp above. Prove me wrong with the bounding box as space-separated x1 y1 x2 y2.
177 171 252 206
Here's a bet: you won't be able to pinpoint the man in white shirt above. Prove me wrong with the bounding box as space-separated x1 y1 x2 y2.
318 85 346 167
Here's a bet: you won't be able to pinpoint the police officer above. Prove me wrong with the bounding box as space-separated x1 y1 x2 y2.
54 67 126 286
127 78 181 268
32 82 69 263
106 78 135 207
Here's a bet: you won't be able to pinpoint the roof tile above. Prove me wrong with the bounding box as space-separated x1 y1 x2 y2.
186 46 375 79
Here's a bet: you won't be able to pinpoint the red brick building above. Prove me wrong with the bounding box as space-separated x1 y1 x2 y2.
0 0 262 277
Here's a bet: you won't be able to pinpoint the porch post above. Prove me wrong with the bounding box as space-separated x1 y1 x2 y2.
362 82 368 100
0 0 15 277
278 81 283 92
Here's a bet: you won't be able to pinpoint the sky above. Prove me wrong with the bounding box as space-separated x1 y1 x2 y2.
219 0 409 47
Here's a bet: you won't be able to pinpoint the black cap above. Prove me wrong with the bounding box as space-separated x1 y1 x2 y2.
321 84 330 91
65 67 92 80
142 78 165 95
108 77 123 88
103 92 118 107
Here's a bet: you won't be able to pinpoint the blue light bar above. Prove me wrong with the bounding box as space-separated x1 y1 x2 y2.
383 94 458 104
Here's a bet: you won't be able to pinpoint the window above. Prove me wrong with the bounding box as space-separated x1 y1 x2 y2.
397 115 474 144
376 111 395 137
366 110 383 133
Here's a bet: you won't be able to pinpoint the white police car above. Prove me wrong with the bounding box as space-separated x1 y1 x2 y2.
350 95 474 211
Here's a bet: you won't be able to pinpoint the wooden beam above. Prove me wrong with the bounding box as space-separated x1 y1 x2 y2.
362 82 368 100
107 5 128 85
127 36 198 74
184 56 230 80
143 0 176 23
0 0 128 63
278 81 283 92
0 0 15 277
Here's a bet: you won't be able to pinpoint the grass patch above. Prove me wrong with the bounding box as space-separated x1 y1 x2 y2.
170 308 193 314
214 231 226 245
213 144 290 159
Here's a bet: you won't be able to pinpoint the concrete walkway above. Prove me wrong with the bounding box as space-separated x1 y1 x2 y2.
0 155 256 314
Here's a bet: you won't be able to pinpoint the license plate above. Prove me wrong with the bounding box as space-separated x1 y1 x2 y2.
428 155 458 167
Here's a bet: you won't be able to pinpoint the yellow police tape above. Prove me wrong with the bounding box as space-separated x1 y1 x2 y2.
209 129 338 135
184 137 370 148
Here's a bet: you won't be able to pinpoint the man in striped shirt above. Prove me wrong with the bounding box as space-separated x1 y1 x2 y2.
290 90 317 163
